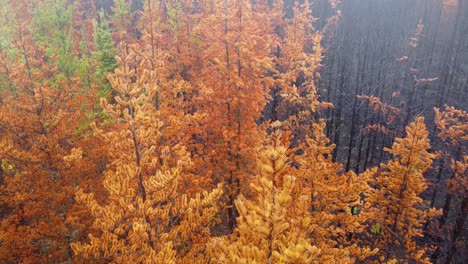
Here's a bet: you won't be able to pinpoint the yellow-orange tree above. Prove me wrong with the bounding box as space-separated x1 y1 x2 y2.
293 120 378 262
434 106 467 263
209 124 377 263
364 117 439 263
194 0 275 229
71 47 222 264
208 130 323 263
134 0 212 196
268 1 328 133
0 1 95 262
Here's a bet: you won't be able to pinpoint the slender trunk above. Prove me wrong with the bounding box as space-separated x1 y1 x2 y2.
377 136 388 165
332 50 347 161
429 163 443 209
356 42 374 173
221 5 238 231
403 78 416 128
226 102 237 231
424 162 443 232
355 109 367 173
0 160 3 185
18 30 33 82
345 55 362 171
440 146 463 226
346 35 369 172
427 0 442 66
437 0 463 109
440 178 454 226
326 49 335 138
445 195 467 264
363 113 376 170
129 105 155 249
345 95 357 172
332 10 350 162
227 170 237 230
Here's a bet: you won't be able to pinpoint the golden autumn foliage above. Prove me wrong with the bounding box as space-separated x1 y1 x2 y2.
434 105 468 147
434 106 467 200
208 122 378 263
270 1 330 135
70 48 222 263
193 0 276 229
0 1 96 262
293 120 378 262
364 117 440 263
209 130 322 263
0 1 464 263
134 0 213 196
433 105 467 262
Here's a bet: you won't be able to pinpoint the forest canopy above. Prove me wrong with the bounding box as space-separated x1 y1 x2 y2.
0 0 466 263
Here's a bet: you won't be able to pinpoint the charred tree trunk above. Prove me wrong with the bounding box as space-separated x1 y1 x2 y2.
445 195 467 264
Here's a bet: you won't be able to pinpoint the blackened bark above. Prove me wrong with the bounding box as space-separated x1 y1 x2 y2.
445 196 467 264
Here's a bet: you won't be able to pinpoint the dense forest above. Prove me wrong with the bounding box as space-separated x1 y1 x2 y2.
0 0 466 263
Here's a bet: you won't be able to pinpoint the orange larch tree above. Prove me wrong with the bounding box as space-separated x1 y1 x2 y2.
71 47 222 264
269 1 328 134
208 129 323 263
293 120 378 262
364 117 439 263
433 105 467 263
0 1 95 262
132 0 212 196
209 122 376 263
194 0 275 229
